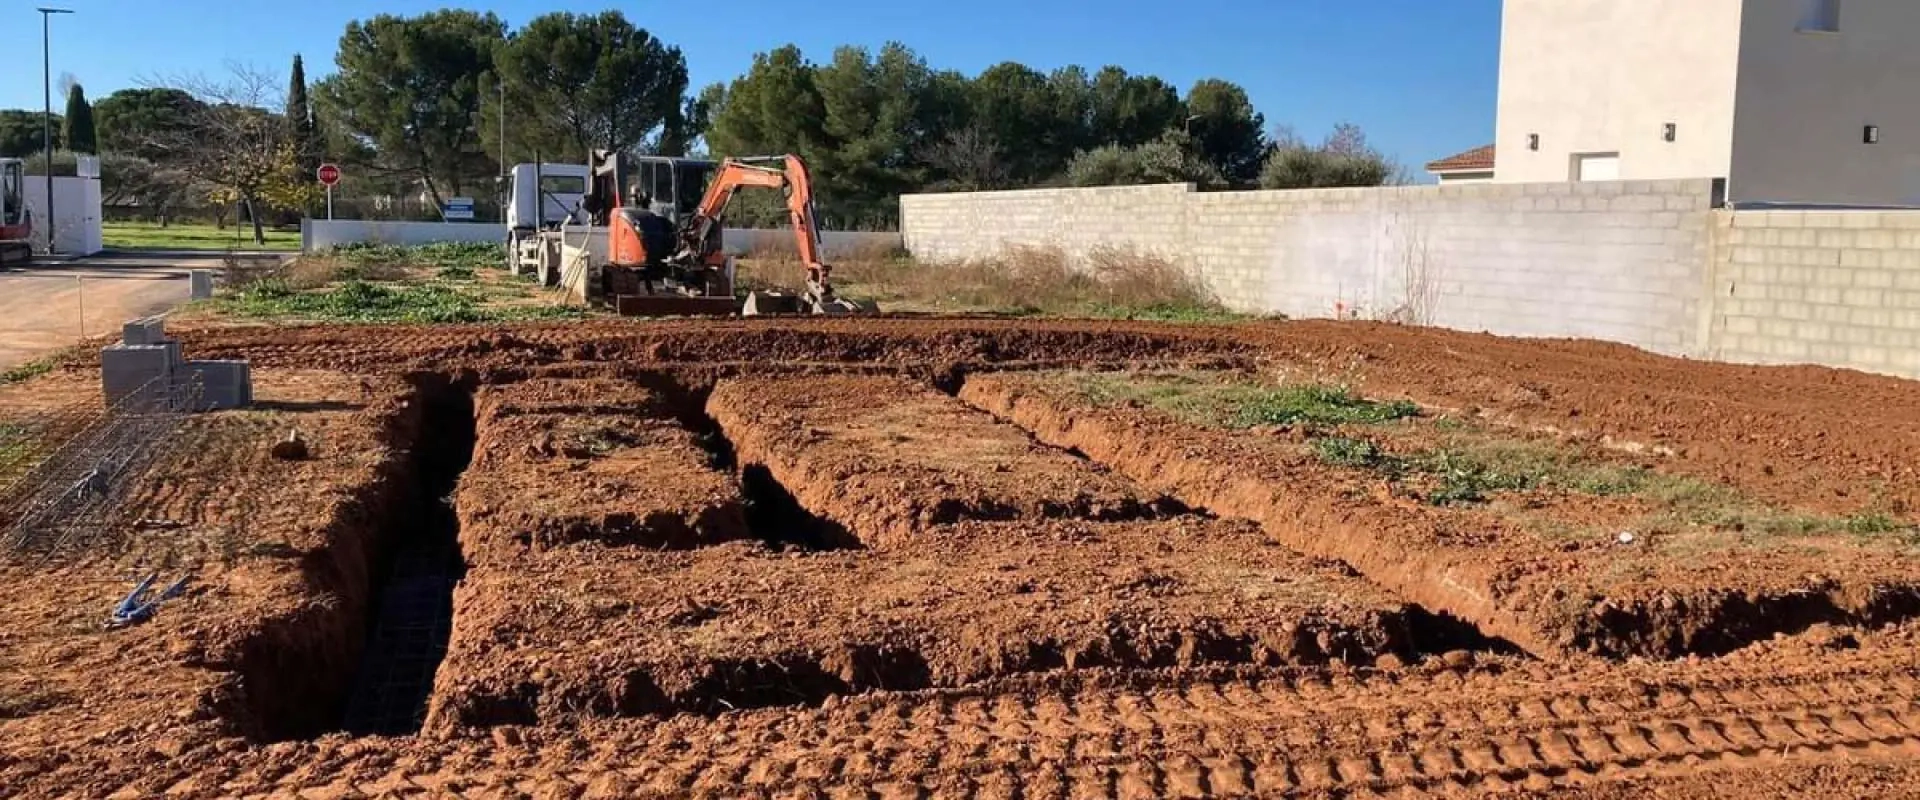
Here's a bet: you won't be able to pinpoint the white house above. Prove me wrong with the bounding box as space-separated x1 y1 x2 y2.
1424 145 1495 184
1433 0 1920 206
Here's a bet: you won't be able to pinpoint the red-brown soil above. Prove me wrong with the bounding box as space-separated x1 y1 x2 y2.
960 371 1920 659
0 368 421 768
428 517 1413 729
459 379 746 554
709 375 1174 547
38 622 1920 798
1246 321 1920 516
6 316 1920 798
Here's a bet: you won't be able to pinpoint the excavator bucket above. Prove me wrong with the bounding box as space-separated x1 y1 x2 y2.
740 290 805 316
815 296 878 314
740 290 879 316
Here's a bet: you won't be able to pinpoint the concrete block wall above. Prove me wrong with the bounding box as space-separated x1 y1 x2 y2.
901 183 1195 264
1709 210 1920 377
901 179 1721 356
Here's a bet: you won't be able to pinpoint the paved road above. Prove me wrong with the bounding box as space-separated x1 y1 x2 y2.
0 251 276 371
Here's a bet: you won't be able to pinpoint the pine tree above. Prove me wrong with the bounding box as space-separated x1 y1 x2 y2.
62 84 96 154
286 54 319 182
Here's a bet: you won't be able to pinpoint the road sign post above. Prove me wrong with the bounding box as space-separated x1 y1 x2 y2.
317 163 342 220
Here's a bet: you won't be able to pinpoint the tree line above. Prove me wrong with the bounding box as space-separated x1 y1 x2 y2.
0 8 1400 235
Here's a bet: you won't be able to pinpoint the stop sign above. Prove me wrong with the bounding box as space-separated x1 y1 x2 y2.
316 163 342 187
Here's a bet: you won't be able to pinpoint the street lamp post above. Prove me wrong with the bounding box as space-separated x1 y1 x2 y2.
38 7 74 255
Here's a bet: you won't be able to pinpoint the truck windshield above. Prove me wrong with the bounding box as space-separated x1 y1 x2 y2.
538 175 586 195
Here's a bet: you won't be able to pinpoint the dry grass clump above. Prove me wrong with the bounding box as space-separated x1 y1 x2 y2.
737 243 1244 321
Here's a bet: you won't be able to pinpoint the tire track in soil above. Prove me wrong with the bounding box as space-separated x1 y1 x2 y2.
184 662 1920 798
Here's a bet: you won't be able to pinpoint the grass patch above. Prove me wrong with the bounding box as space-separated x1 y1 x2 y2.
1065 371 1420 430
103 222 300 252
1313 429 1920 543
0 349 73 385
205 242 584 325
329 241 501 273
218 278 583 324
1313 435 1682 506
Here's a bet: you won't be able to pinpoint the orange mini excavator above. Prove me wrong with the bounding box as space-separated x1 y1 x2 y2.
583 149 874 316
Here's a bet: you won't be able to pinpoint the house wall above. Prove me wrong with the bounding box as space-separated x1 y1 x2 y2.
1435 171 1495 184
1729 0 1920 205
1493 0 1745 184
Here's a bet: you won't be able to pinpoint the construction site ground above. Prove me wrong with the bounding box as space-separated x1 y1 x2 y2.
2 317 1920 798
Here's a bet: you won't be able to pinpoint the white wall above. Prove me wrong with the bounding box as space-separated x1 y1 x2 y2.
904 182 1920 380
1495 0 1744 184
22 175 103 256
1729 0 1920 205
303 219 902 258
302 220 507 251
903 180 1722 356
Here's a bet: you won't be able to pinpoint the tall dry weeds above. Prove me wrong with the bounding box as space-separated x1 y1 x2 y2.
735 243 1225 318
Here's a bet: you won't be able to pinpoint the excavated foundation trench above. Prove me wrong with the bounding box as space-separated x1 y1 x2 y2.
227 370 1508 737
336 383 475 735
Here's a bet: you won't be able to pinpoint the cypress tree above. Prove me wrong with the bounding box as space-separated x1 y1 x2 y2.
287 54 319 181
62 84 95 154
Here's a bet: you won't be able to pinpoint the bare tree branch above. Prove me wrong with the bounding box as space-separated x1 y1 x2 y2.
136 63 313 244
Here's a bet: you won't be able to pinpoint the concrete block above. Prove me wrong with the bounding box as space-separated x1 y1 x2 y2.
181 360 253 410
122 316 167 346
102 343 176 407
1855 268 1895 288
190 270 215 300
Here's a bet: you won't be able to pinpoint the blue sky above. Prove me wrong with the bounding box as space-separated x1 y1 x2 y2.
0 0 1501 168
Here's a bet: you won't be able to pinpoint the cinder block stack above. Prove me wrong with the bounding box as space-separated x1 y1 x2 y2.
99 315 253 411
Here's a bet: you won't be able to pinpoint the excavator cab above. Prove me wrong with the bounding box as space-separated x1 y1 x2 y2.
0 159 31 266
586 150 738 315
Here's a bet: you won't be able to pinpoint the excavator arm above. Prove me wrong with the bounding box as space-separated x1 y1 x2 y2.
677 155 845 308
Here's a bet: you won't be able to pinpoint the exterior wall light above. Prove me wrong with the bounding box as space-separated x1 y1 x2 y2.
1527 134 1540 151
1864 125 1880 144
1663 123 1677 142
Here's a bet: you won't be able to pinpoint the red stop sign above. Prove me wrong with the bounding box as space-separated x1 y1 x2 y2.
316 163 342 187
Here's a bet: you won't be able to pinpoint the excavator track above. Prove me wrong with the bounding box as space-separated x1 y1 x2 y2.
0 241 30 268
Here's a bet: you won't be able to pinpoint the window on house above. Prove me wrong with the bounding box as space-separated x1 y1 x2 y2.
1798 0 1840 32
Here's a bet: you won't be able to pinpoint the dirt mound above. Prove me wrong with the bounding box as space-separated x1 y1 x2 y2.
709 375 1175 547
427 517 1414 729
459 381 747 554
961 370 1920 658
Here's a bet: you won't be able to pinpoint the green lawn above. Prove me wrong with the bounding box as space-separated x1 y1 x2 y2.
103 222 302 252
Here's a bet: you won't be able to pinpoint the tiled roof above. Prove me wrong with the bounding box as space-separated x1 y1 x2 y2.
1425 144 1495 172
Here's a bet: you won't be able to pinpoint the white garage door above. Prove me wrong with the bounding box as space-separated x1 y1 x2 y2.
1574 153 1621 182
